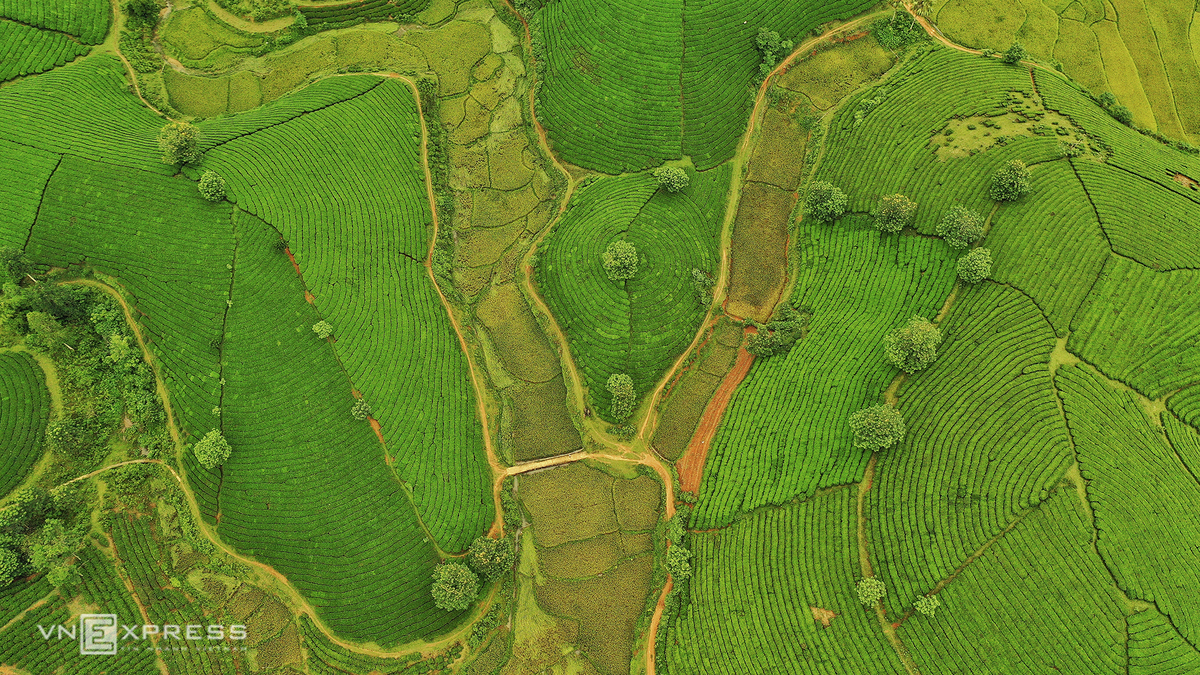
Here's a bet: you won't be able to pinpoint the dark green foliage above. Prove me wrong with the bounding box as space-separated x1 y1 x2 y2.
883 315 942 373
158 121 201 166
45 414 101 458
123 0 159 22
848 404 905 451
690 268 714 305
466 536 515 582
0 487 50 534
0 547 18 587
602 240 639 281
1002 41 1027 65
192 429 231 469
500 478 521 531
430 562 479 611
745 306 807 357
804 181 847 223
872 194 917 233
653 166 690 192
607 373 635 422
936 205 983 249
871 10 925 50
0 248 31 285
957 248 992 283
198 170 226 201
989 160 1031 201
467 606 504 648
1098 92 1134 127
665 545 693 580
755 28 794 82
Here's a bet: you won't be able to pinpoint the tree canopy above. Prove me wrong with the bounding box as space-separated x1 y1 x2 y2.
936 205 983 248
602 241 639 281
198 171 227 202
652 166 690 192
883 315 942 373
466 536 515 582
607 373 635 422
158 122 201 166
856 577 887 605
848 403 906 451
1002 41 1027 64
957 247 993 283
873 194 917 233
431 562 479 611
804 181 848 223
312 320 333 339
351 399 372 421
989 159 1031 201
915 593 941 617
193 429 232 469
665 545 693 581
0 547 19 587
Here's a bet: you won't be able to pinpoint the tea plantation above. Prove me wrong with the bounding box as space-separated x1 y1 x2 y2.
1 0 1199 673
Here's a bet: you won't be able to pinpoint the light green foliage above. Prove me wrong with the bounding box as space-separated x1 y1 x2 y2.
602 240 639 281
848 404 905 451
312 320 333 339
690 268 714 305
0 546 19 586
0 247 31 283
804 181 847 223
856 576 886 605
198 170 226 201
936 205 983 249
466 536 515 582
745 306 807 357
1002 41 1027 65
652 166 690 192
157 121 201 166
871 10 925 50
883 315 942 373
430 562 479 611
914 594 940 617
989 159 1031 201
957 247 993 283
0 487 50 534
873 194 917 233
351 399 372 421
755 28 794 81
665 545 693 581
193 429 232 469
607 373 635 422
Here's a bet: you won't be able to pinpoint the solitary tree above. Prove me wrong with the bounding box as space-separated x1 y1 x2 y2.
936 206 983 249
873 194 917 233
957 248 993 283
351 399 372 421
602 241 639 281
466 536 515 582
312 320 333 339
652 166 689 192
849 404 905 451
431 562 479 611
857 577 887 606
607 373 635 422
805 181 848 223
193 430 232 469
198 171 226 201
0 547 19 587
1002 41 1027 65
665 545 693 581
914 594 941 617
883 316 942 373
989 159 1031 201
158 121 201 166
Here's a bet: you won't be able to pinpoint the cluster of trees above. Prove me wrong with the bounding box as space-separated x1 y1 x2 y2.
664 511 692 580
158 123 229 203
745 306 807 357
430 535 516 611
0 486 87 588
754 28 794 83
856 575 941 617
871 10 926 51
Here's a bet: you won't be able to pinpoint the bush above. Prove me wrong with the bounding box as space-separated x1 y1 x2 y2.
883 316 942 373
872 194 917 233
607 373 635 422
871 10 925 50
849 404 905 451
466 536 515 582
652 166 689 193
665 545 692 581
193 429 232 469
957 248 993 283
936 205 983 249
157 121 201 166
602 241 639 281
123 0 158 22
989 160 1031 201
857 577 887 605
198 171 226 201
46 415 99 458
745 306 807 357
804 181 847 223
431 562 479 611
351 399 372 421
0 487 51 534
0 247 31 284
754 27 794 82
1002 41 1027 65
915 593 941 617
312 320 333 339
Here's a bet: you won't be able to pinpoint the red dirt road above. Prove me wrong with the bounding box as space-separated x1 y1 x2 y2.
675 326 757 493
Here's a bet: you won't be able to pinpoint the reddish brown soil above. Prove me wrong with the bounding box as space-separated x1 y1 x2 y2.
675 326 757 493
368 417 385 445
1172 172 1198 189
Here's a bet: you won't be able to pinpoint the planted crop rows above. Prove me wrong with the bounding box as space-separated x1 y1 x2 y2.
868 284 1073 614
0 0 110 44
692 218 955 529
0 20 89 82
299 0 429 25
1127 607 1200 674
0 138 57 247
0 351 49 498
202 78 490 554
536 167 729 416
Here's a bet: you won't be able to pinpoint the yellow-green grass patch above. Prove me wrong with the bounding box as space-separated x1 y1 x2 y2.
1109 0 1182 137
259 39 339 100
1055 19 1107 93
164 69 230 117
539 532 626 578
161 7 263 63
653 369 721 461
510 375 581 462
416 0 458 25
1092 20 1157 129
245 595 292 646
520 463 618 548
936 0 1025 50
621 531 653 556
1014 0 1060 56
476 283 561 382
452 95 492 144
1143 0 1200 137
254 623 301 670
509 529 582 674
613 475 661 532
745 108 808 191
726 182 793 322
228 70 263 112
474 52 504 81
777 37 893 112
405 20 492 96
226 585 266 621
456 218 526 267
333 30 427 71
471 182 541 228
488 130 536 190
535 554 654 675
